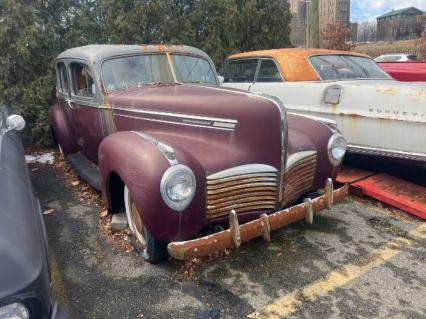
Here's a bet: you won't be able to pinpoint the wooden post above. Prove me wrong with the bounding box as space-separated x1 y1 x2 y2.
308 0 320 48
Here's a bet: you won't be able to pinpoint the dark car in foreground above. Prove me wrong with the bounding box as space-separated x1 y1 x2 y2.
0 107 68 319
50 45 348 263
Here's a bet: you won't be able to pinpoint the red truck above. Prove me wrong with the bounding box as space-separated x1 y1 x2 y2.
379 62 426 82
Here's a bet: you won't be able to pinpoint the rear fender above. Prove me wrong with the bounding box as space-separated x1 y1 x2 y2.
99 131 206 242
48 103 77 155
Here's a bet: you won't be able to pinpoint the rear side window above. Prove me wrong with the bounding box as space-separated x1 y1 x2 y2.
70 62 96 97
256 59 283 82
220 59 258 83
57 62 69 94
310 55 391 80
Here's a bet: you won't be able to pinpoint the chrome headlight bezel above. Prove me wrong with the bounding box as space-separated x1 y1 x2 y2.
160 164 196 212
327 133 347 166
0 302 30 319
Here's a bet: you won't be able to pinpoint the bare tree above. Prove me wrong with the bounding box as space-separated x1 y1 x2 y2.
357 21 377 43
321 23 354 50
416 32 426 60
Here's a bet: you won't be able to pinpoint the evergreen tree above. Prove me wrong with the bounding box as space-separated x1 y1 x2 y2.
0 0 292 145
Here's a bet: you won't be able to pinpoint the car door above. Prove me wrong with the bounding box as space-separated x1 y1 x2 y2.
219 58 259 91
68 60 105 163
56 60 77 149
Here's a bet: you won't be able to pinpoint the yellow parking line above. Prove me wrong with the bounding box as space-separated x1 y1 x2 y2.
248 223 426 319
50 253 71 312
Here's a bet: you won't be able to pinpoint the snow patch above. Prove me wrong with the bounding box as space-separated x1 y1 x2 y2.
25 152 55 165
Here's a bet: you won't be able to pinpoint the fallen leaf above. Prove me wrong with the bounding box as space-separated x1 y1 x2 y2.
43 208 55 215
99 210 108 217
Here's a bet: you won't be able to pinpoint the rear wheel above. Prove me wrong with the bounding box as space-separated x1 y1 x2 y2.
124 186 168 263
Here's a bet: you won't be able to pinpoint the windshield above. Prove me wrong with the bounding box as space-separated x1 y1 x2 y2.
171 54 217 84
102 54 174 91
309 55 391 80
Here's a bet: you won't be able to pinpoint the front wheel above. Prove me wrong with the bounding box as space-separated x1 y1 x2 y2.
124 186 168 263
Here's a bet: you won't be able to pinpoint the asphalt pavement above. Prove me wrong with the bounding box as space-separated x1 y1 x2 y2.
30 165 426 319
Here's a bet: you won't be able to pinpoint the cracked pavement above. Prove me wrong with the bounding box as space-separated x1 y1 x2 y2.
31 165 426 319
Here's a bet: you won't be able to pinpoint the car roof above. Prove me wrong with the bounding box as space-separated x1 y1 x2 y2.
227 48 370 81
57 44 211 63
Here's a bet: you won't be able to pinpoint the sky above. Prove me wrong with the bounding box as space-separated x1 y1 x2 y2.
351 0 426 23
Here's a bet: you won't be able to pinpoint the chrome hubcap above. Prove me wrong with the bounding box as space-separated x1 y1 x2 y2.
127 191 146 246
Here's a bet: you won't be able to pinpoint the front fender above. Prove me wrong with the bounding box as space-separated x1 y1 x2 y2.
99 131 206 242
287 113 339 186
48 103 77 155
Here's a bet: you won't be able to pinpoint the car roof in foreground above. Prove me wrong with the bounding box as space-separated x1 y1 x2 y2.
227 48 370 81
57 44 211 64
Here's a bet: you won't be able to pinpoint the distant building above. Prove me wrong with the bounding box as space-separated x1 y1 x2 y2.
319 0 350 32
289 0 352 47
350 22 358 42
377 7 425 41
290 0 308 47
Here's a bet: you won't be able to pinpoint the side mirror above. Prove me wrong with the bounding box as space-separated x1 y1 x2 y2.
218 75 224 85
6 114 26 132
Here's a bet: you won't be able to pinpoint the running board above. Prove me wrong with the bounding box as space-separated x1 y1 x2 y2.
66 153 101 190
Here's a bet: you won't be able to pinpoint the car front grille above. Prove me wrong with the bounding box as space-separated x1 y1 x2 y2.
206 164 278 220
282 151 317 206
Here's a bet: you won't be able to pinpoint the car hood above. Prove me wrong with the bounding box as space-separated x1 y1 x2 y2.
107 83 286 175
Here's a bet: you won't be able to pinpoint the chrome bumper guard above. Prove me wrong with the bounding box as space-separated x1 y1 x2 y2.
168 179 349 261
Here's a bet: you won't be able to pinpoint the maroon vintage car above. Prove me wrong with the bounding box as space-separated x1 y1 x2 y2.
50 45 348 263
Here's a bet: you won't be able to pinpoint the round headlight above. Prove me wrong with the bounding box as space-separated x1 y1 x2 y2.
327 133 347 166
160 164 196 211
0 303 29 319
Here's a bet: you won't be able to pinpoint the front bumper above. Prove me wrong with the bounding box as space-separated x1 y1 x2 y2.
168 179 349 260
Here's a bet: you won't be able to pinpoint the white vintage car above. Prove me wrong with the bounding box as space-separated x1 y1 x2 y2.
219 49 426 163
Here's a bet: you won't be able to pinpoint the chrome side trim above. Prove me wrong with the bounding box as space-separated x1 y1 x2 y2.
132 131 178 165
114 107 238 131
286 151 317 170
257 95 287 205
116 113 234 131
348 144 426 162
207 164 277 180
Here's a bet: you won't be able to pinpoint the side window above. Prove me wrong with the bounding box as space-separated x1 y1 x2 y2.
256 59 283 82
70 62 96 98
57 62 70 94
220 59 259 83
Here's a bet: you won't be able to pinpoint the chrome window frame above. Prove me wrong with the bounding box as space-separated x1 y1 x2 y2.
218 57 261 84
69 59 100 102
168 53 219 85
253 57 285 83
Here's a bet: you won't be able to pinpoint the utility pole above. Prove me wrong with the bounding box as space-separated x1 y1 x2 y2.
308 0 320 48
